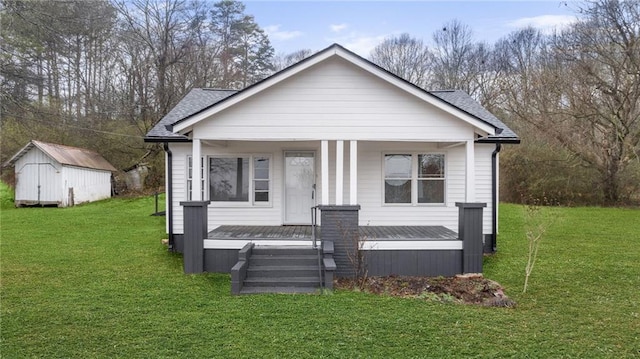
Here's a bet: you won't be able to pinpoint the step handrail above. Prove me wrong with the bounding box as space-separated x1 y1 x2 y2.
311 205 323 291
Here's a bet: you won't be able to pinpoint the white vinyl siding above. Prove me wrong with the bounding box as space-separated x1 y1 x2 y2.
192 57 475 142
475 144 495 234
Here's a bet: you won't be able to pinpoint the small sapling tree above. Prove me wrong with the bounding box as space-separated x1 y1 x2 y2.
522 196 559 293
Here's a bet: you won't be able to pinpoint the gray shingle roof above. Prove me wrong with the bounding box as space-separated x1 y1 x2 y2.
145 49 518 144
145 89 237 141
429 90 518 142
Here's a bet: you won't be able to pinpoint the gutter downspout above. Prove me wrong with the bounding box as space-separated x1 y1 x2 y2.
163 142 174 251
491 143 502 252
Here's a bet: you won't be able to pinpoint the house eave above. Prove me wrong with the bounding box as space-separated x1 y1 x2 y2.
144 136 192 143
476 137 521 144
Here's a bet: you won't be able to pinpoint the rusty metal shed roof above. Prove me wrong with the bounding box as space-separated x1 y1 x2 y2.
4 140 117 172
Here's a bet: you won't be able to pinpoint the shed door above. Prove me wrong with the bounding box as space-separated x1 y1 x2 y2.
17 163 59 204
284 152 315 224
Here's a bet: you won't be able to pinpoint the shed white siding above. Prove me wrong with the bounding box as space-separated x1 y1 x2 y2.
12 146 112 207
60 166 113 206
170 140 493 235
192 57 475 142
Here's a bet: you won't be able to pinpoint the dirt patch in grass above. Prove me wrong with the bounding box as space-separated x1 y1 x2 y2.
335 274 515 307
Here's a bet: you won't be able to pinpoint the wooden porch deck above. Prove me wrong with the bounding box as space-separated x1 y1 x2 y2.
208 225 458 241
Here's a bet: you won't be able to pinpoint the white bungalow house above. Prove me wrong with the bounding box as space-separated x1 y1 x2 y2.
145 44 518 293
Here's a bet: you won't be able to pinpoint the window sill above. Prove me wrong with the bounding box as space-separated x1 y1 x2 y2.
382 203 447 207
209 202 273 208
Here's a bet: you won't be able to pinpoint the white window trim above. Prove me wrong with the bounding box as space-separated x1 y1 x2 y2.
207 153 273 208
382 152 447 207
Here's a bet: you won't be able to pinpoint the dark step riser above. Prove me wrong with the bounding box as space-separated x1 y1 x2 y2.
244 279 320 287
250 258 318 266
240 287 319 294
253 249 318 256
247 269 319 277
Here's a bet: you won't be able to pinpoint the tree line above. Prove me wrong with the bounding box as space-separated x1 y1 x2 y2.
2 0 638 205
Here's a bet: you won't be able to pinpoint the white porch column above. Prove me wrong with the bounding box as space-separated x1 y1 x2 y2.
321 140 329 205
192 138 202 201
465 139 475 202
335 140 344 205
349 140 358 205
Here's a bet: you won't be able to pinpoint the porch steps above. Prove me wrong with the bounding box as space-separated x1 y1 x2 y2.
239 246 321 294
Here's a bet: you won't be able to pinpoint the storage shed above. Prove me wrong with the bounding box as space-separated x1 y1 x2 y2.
4 140 117 207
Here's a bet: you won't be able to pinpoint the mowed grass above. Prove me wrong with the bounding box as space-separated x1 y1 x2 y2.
1 182 639 358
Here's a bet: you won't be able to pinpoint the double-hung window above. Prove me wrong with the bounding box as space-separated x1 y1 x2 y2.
187 156 205 201
384 153 445 205
208 155 271 204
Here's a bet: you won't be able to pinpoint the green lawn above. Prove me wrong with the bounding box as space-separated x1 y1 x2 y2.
1 182 639 358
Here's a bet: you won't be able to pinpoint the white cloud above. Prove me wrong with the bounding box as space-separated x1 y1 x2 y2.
507 15 576 33
326 31 392 56
330 23 349 33
264 25 304 41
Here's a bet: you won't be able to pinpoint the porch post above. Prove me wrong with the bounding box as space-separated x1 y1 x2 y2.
321 140 329 205
349 140 357 205
457 202 486 273
192 138 202 201
319 205 361 277
335 140 343 205
465 140 476 202
181 200 210 274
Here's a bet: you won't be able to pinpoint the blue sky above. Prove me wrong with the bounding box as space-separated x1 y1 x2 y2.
243 1 578 56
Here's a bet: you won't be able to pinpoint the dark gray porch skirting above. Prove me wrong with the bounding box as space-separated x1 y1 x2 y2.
365 250 462 277
178 201 485 277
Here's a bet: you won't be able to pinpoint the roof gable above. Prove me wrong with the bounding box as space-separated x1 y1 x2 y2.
170 44 496 136
5 140 117 172
145 43 518 143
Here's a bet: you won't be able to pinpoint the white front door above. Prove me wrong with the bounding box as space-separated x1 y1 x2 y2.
284 151 315 224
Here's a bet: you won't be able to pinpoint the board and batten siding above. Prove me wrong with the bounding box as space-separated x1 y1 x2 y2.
191 57 476 142
60 166 112 206
14 147 62 204
170 141 493 235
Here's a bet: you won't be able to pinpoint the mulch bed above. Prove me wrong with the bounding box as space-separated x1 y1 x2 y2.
335 274 516 307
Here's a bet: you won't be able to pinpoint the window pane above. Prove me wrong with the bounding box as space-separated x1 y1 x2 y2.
209 157 249 201
419 154 444 178
384 154 411 178
254 192 269 202
385 179 411 203
254 157 269 179
254 180 269 191
418 180 445 203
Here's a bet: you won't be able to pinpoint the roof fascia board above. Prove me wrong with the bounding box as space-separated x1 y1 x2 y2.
3 141 35 167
